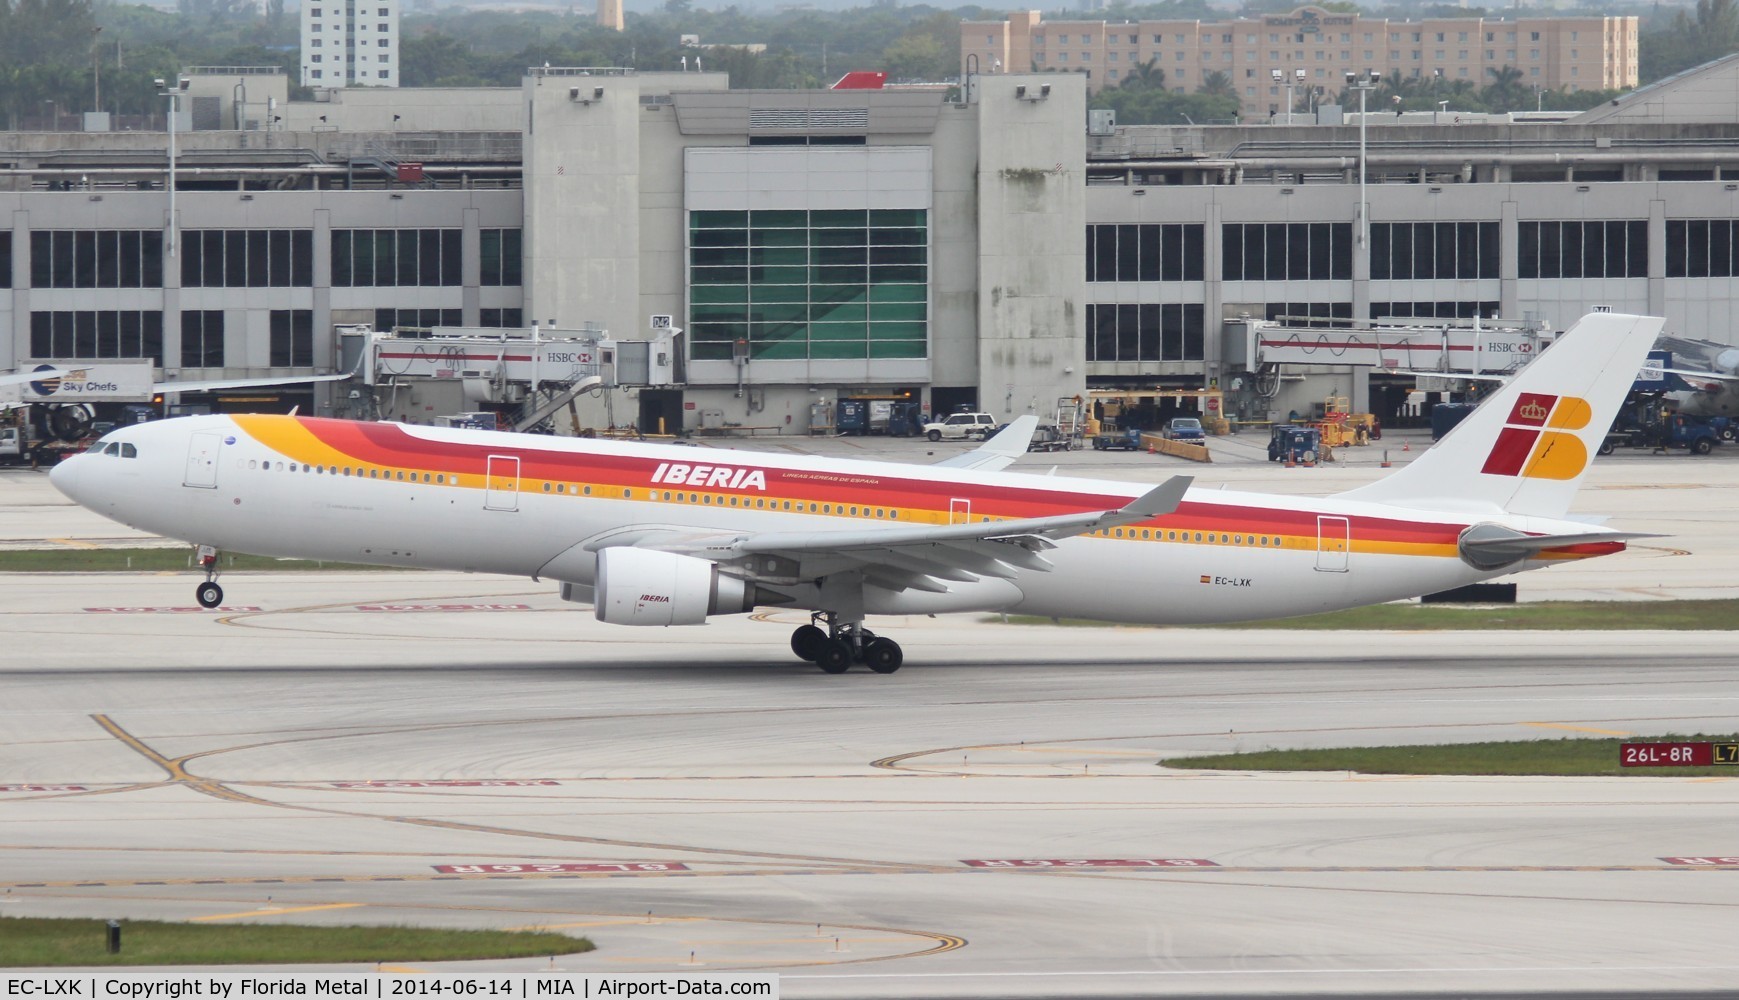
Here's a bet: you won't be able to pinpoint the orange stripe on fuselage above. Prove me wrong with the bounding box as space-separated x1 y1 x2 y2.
229 415 1476 558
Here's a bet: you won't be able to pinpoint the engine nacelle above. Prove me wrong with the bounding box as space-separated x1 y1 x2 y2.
593 547 754 626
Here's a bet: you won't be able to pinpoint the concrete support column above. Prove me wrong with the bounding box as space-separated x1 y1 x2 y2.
10 210 29 365
1500 199 1519 320
462 206 480 327
313 208 333 368
1648 198 1666 318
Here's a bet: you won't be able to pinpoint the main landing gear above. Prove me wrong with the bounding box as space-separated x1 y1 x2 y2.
790 612 903 674
194 545 224 609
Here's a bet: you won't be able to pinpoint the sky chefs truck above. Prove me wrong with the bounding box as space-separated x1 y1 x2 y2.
0 362 156 465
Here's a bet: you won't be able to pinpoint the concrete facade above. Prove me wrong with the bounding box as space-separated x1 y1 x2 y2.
301 0 401 89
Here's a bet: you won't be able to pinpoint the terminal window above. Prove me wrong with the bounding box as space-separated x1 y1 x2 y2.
375 308 463 331
180 311 225 368
331 229 462 287
687 208 928 361
0 233 9 288
479 228 522 286
1222 223 1353 281
29 310 164 364
182 230 314 288
1085 302 1205 362
1086 224 1205 282
480 308 524 328
1370 221 1498 280
1518 220 1645 279
1664 219 1739 278
269 310 315 367
29 230 164 289
1369 300 1499 320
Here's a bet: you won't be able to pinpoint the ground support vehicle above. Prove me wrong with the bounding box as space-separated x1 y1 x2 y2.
1092 427 1143 451
1599 412 1718 455
1160 417 1206 443
1268 425 1322 464
923 412 998 442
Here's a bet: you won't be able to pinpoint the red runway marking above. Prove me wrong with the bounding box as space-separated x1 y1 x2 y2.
0 784 89 792
432 862 689 874
962 858 1219 869
329 780 560 788
1662 857 1739 865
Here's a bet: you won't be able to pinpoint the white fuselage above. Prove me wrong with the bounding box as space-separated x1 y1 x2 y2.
52 414 1603 625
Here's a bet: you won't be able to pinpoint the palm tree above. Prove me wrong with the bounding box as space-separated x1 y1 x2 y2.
1482 64 1527 113
1121 58 1165 91
1197 69 1236 99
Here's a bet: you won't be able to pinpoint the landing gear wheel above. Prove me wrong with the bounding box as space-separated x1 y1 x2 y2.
861 638 903 674
790 624 827 662
814 640 853 674
196 581 223 609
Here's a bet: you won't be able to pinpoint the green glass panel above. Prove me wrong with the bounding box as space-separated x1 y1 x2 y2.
750 209 808 228
812 265 868 283
811 283 867 304
691 210 747 228
691 229 747 248
870 227 927 245
750 247 806 266
811 209 867 228
808 321 867 339
691 342 733 361
811 246 867 266
871 264 926 283
692 303 749 323
811 300 866 322
870 209 926 226
868 283 925 302
750 265 808 284
750 302 808 323
689 322 745 341
810 339 868 359
869 340 926 359
691 247 747 267
751 322 805 342
869 321 925 339
691 266 747 285
750 283 808 303
752 340 807 360
690 284 748 303
812 228 867 246
751 228 809 247
868 301 926 322
869 245 926 265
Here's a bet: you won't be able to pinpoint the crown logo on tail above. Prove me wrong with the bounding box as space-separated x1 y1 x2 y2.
1517 400 1549 421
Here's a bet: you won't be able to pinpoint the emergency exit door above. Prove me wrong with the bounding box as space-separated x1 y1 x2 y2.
1315 515 1350 572
183 431 222 489
485 455 519 511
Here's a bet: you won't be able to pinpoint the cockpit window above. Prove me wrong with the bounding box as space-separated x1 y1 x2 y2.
120 443 137 459
102 442 120 456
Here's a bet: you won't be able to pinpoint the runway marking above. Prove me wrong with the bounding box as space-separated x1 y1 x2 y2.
90 715 291 810
47 537 100 549
1523 722 1634 736
192 902 364 922
375 966 426 975
998 746 1157 756
504 918 705 931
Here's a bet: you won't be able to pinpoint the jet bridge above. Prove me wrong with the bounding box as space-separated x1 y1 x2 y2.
1223 315 1555 398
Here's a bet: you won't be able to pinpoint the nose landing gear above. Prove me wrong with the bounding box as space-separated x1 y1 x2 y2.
790 612 903 674
194 545 224 609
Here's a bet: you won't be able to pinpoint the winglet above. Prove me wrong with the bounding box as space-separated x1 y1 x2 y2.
933 415 1039 473
1121 476 1193 519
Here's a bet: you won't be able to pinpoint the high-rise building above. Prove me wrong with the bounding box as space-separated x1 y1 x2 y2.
301 0 401 89
962 7 1638 118
597 0 624 32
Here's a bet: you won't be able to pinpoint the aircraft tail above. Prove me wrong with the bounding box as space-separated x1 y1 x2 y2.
1339 312 1664 518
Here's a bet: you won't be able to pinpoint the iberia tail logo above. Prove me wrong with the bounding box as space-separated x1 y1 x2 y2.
1479 392 1593 480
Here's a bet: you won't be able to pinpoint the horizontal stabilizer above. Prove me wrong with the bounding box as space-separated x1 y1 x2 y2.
1458 523 1661 570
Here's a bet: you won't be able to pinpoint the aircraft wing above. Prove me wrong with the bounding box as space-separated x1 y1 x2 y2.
667 476 1192 594
933 415 1038 472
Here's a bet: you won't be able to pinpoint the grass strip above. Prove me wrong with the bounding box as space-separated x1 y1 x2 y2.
1160 733 1739 777
992 598 1739 631
0 916 592 966
0 549 407 573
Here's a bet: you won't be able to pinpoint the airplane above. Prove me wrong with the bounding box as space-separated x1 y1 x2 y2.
49 311 1663 674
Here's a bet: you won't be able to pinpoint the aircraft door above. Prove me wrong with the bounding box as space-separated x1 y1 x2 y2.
183 431 222 489
1315 515 1350 572
485 455 520 511
950 498 971 524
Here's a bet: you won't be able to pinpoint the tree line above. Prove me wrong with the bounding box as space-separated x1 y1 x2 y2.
1 0 1736 130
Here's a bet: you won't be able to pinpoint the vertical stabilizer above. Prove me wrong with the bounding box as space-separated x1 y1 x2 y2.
1339 312 1664 517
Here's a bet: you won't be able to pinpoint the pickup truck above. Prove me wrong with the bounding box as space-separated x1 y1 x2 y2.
923 412 998 442
1160 417 1206 443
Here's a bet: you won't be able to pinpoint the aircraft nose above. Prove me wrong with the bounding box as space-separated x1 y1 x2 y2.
48 454 82 502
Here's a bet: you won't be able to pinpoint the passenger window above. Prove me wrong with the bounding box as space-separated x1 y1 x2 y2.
436 474 445 484
889 510 898 519
583 485 592 495
703 495 712 505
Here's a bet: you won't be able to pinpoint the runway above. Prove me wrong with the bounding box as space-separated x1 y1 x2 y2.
4 569 1739 996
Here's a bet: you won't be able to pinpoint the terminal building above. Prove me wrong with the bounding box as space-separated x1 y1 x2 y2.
4 53 1739 433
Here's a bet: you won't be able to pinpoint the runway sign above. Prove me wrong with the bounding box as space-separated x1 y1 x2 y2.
0 784 88 792
353 604 534 612
1620 742 1739 767
330 780 560 788
962 858 1219 868
84 606 262 613
432 863 689 874
1661 857 1739 865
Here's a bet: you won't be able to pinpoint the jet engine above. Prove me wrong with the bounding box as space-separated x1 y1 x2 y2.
593 547 758 626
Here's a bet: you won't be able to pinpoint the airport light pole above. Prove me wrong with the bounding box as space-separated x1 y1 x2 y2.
1346 70 1379 249
156 76 188 257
